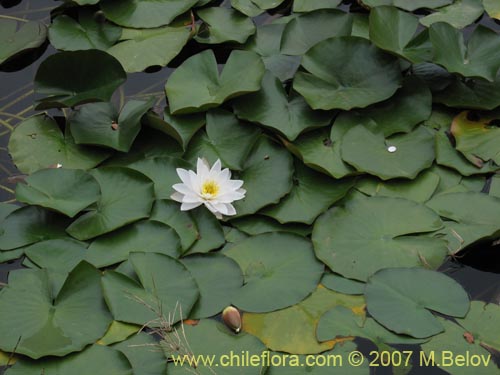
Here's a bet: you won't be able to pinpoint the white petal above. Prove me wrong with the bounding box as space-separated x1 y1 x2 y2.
172 183 194 195
197 158 210 181
170 192 184 202
212 202 229 215
189 170 201 193
180 193 203 203
219 168 231 181
236 188 246 195
210 159 222 174
176 168 192 186
181 201 203 211
224 203 236 216
216 191 245 203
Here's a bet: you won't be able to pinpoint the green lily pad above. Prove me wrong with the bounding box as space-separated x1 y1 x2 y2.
421 318 498 374
369 6 431 63
233 71 333 141
34 50 126 109
165 319 266 375
0 262 112 358
97 321 140 346
66 167 155 240
456 301 500 352
69 98 154 152
113 333 166 375
4 345 132 375
360 0 452 11
182 253 243 318
365 268 469 338
183 206 225 255
16 168 100 217
490 175 500 199
420 0 484 29
223 232 323 313
341 125 435 180
0 19 47 65
150 200 198 251
108 25 191 73
293 0 342 12
0 206 69 251
426 192 500 252
195 7 255 44
242 286 364 354
231 215 312 237
484 0 500 19
280 10 352 56
321 273 365 295
231 0 264 17
165 49 265 114
184 109 260 171
24 238 87 273
100 0 199 28
251 0 286 9
8 114 111 174
312 195 447 281
262 161 353 224
293 36 402 110
101 252 199 325
450 111 500 166
48 10 121 51
430 23 500 82
232 136 294 217
86 220 181 267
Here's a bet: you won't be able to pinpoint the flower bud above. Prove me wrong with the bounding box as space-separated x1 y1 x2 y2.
222 306 241 333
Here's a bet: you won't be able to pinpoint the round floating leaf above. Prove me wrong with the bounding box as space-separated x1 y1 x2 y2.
165 49 265 114
232 136 294 217
450 111 500 166
69 98 155 152
456 301 500 352
242 286 364 354
86 220 181 267
0 262 112 358
101 252 199 325
66 167 155 241
100 0 199 28
165 319 266 375
430 23 500 82
341 125 435 180
0 206 69 251
233 71 333 141
150 200 198 251
312 195 447 281
231 0 264 17
48 10 121 51
223 232 323 313
420 0 484 29
16 168 100 217
195 7 255 44
4 345 132 375
262 161 353 224
182 253 243 319
34 50 126 109
321 273 365 295
0 19 47 65
113 333 166 375
293 0 342 12
360 0 452 11
8 115 111 174
421 318 499 375
293 36 402 110
183 206 225 255
365 268 470 338
280 10 352 56
231 215 312 237
108 26 191 73
97 321 139 346
484 0 500 19
24 238 87 273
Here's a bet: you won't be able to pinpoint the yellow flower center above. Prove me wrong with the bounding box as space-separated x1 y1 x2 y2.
201 180 219 198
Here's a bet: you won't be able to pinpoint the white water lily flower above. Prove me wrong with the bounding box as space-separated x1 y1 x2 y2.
171 158 246 219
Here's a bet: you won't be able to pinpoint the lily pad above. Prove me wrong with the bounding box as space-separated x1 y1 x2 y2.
484 0 500 19
100 0 199 28
66 167 155 240
8 114 111 174
195 7 255 44
4 345 132 375
97 321 140 346
0 262 112 358
251 0 286 9
312 195 447 281
365 268 469 338
360 0 453 11
181 253 243 318
69 98 154 152
113 333 166 375
108 25 191 73
165 49 265 114
0 19 47 65
320 273 365 295
456 301 500 352
101 252 199 325
233 71 333 141
16 168 101 217
293 36 402 110
86 220 181 267
48 10 121 51
280 10 352 56
223 232 323 313
341 125 435 180
293 0 342 12
420 0 484 29
242 286 364 354
231 0 264 17
183 206 225 255
24 238 87 273
231 215 312 237
262 161 353 224
430 23 500 82
34 50 126 109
